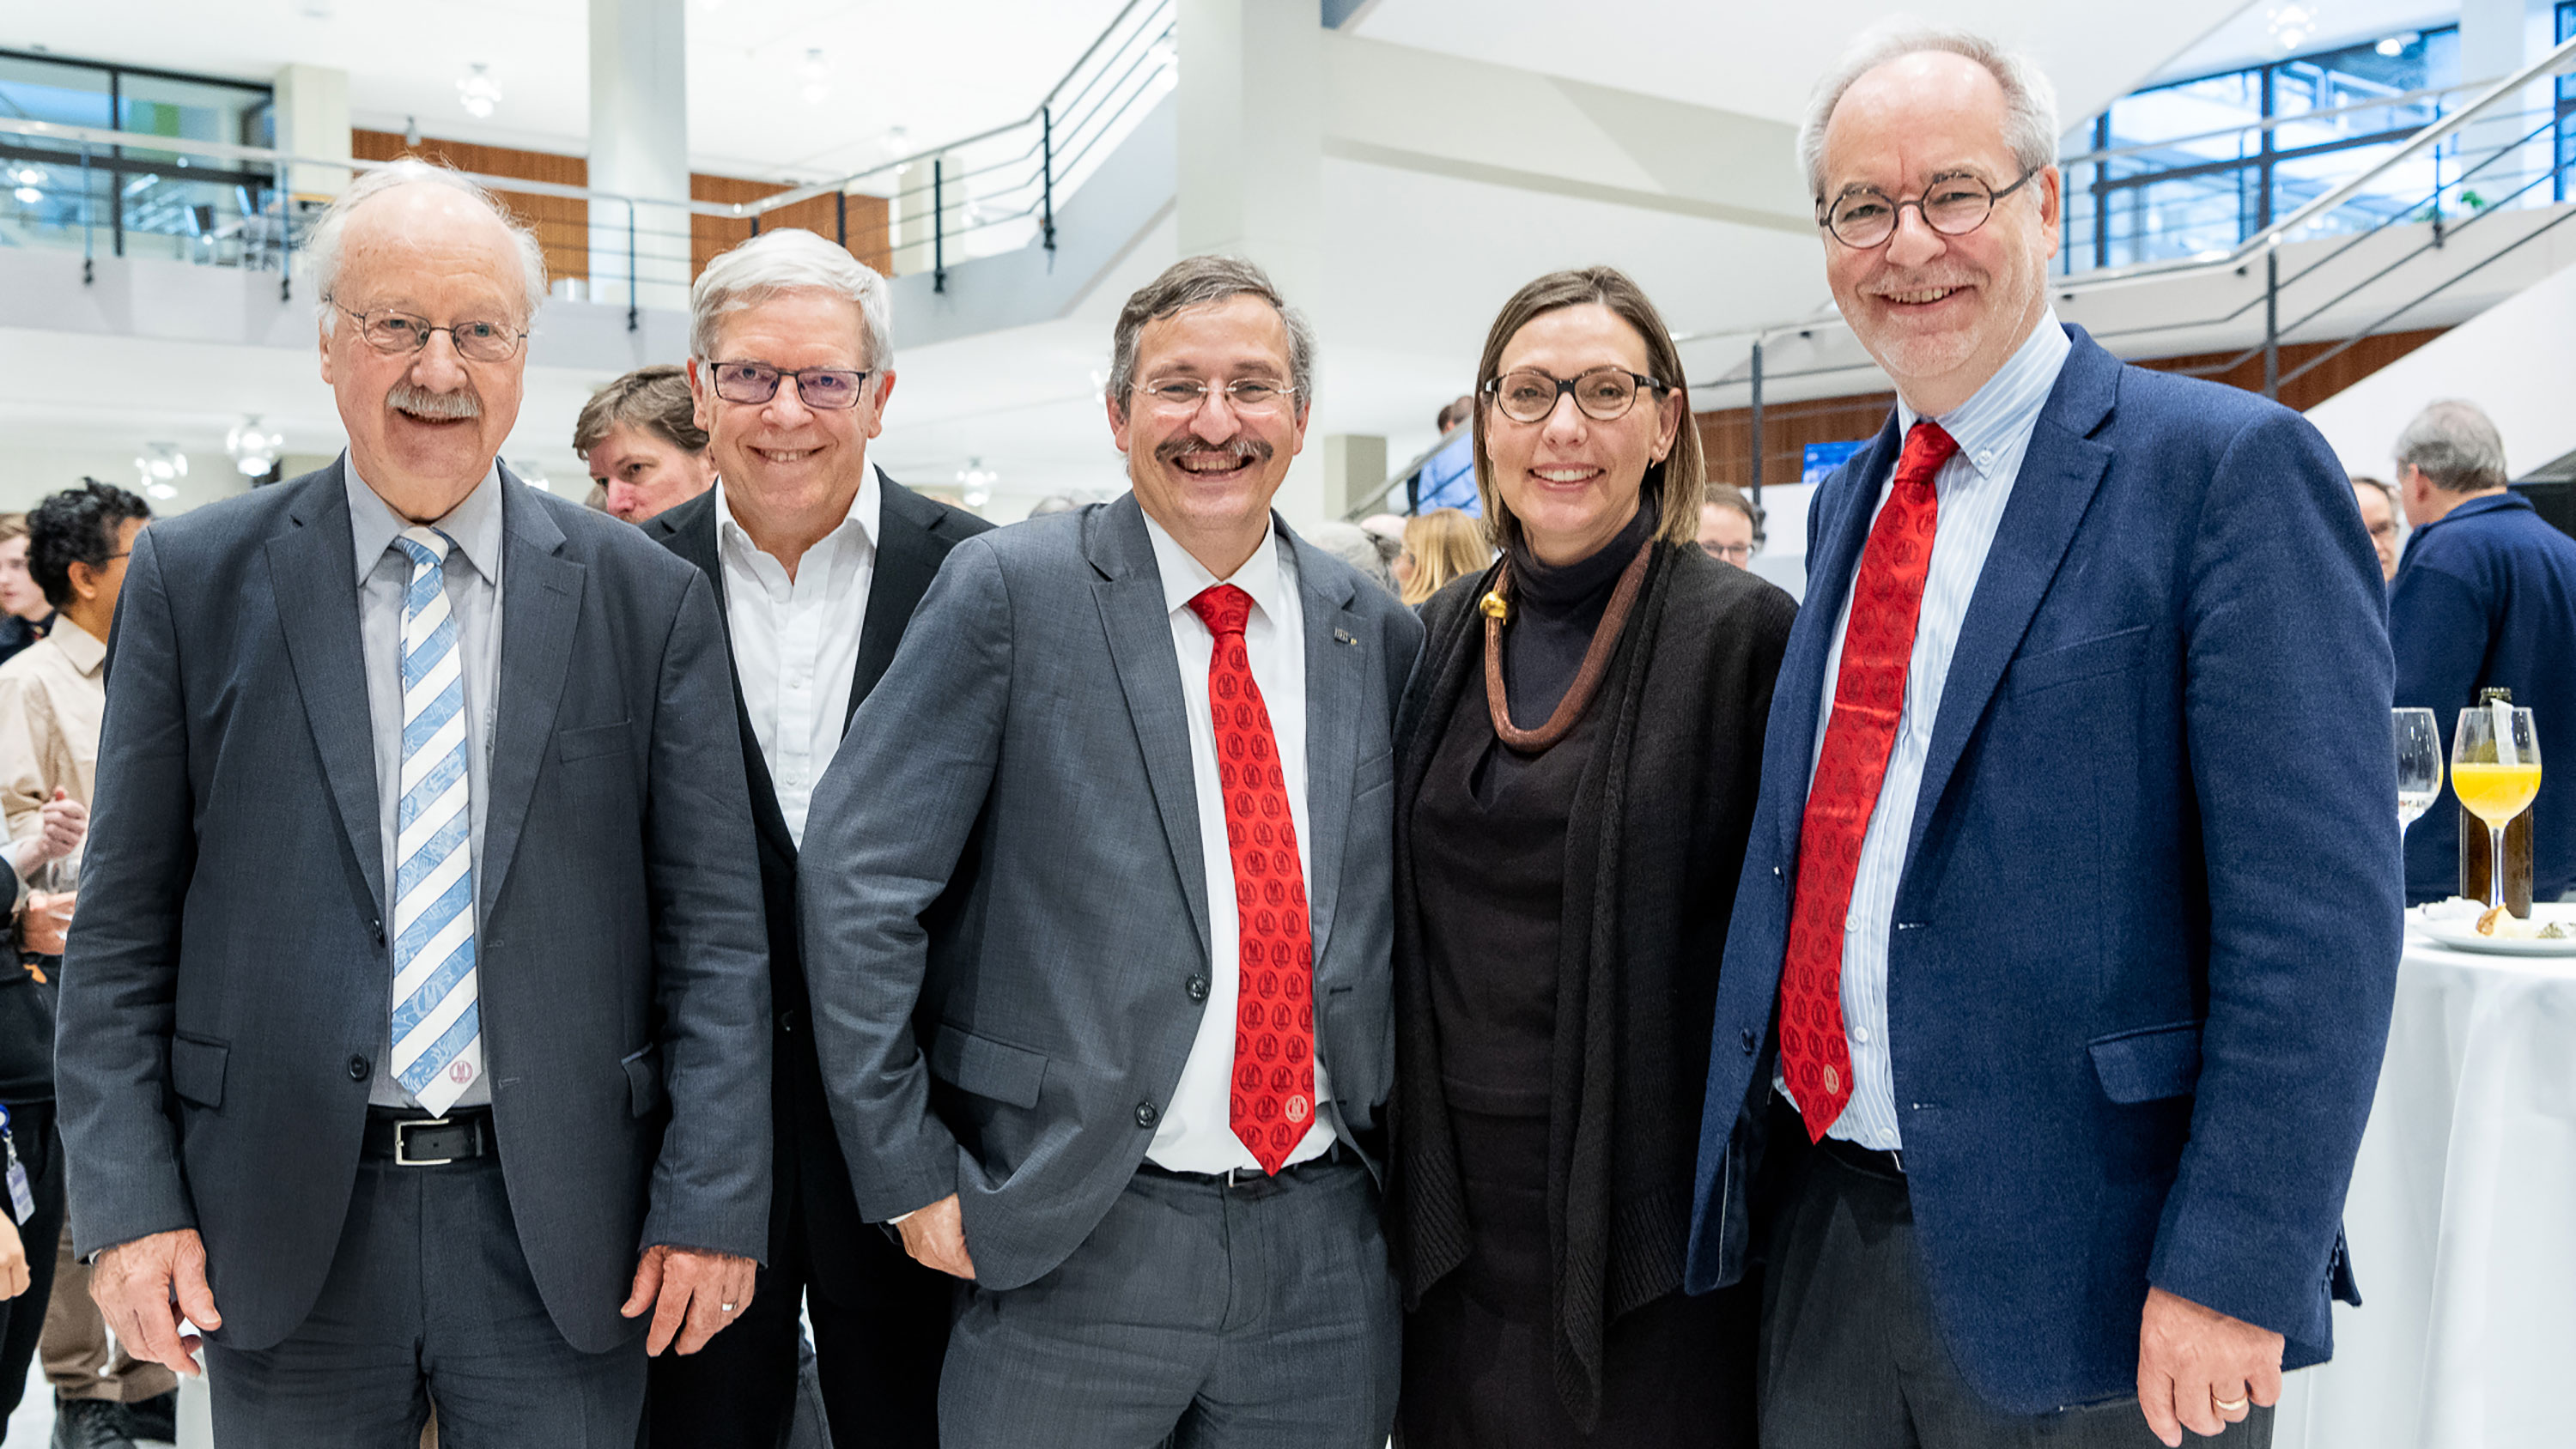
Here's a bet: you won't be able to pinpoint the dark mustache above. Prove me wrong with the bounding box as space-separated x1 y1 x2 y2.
1155 436 1272 469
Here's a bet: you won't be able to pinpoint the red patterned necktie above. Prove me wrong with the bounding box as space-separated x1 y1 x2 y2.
1778 421 1958 1143
1187 584 1315 1175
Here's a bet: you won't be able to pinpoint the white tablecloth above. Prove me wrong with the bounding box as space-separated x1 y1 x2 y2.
2275 929 2576 1448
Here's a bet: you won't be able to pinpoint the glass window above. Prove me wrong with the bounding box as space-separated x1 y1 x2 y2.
0 52 113 130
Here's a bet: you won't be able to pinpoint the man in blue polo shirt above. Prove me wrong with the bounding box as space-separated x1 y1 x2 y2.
2390 398 2576 904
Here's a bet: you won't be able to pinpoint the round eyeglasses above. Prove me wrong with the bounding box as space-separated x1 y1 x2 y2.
1819 167 2040 250
331 301 527 363
708 361 874 410
1482 367 1667 425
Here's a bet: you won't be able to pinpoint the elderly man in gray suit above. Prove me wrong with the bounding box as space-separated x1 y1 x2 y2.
801 254 1420 1448
54 160 770 1446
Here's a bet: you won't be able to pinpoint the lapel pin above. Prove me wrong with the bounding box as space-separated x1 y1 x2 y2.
1334 627 1358 646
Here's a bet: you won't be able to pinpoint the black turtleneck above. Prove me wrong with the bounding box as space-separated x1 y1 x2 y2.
1501 501 1654 730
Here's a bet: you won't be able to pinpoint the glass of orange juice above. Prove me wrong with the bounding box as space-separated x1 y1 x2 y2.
2451 703 2542 911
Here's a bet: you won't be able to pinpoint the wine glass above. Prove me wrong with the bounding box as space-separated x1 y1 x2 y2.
2394 708 2442 834
2451 704 2542 911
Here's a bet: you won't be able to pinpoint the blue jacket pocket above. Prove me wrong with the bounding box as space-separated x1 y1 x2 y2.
2087 1020 2202 1104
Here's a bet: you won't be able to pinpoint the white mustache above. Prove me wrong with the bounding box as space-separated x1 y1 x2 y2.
390 382 481 421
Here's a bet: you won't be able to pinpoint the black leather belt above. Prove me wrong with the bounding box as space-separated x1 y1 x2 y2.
1136 1139 1352 1196
361 1108 495 1166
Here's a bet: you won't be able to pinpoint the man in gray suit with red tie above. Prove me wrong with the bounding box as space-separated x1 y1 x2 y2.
55 161 770 1446
800 255 1421 1448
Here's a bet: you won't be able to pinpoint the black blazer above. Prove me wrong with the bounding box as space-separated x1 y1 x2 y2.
57 460 772 1353
647 470 990 1301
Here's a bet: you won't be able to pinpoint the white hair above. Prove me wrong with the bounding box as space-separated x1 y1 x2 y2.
304 158 548 330
1797 23 2061 203
690 228 894 371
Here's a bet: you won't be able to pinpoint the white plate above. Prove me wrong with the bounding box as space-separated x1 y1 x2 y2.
2420 902 2576 955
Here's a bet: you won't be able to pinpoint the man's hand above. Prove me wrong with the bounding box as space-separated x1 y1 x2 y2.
895 1194 975 1281
0 1213 28 1300
21 892 72 956
2137 1285 2283 1446
90 1228 221 1378
10 789 86 885
620 1244 756 1357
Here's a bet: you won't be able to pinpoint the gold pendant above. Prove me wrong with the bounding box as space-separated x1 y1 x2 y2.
1479 589 1509 620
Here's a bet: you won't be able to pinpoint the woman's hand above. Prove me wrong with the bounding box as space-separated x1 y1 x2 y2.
0 1209 28 1300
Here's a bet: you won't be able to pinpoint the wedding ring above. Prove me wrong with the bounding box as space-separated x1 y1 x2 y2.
721 1302 738 1313
2213 1392 2250 1414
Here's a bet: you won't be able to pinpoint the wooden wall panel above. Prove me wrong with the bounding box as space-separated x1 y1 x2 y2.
351 130 592 284
2124 328 2445 413
692 175 894 278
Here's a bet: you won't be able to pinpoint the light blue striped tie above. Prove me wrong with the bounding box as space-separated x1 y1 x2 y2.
389 527 482 1114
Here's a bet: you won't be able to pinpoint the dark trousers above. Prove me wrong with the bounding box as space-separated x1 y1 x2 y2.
0 1105 66 1437
1759 1120 2272 1449
939 1155 1400 1449
641 1195 949 1449
204 1151 646 1448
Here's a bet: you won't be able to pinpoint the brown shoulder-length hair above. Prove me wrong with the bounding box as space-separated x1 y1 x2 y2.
1470 266 1704 556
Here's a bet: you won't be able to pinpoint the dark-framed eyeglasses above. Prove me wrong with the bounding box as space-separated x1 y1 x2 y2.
708 361 875 410
1819 166 2041 250
1482 367 1668 424
1700 541 1759 564
330 300 527 362
1133 377 1298 415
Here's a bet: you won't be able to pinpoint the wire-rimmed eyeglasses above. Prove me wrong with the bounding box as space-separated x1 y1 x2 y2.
331 300 528 363
1133 378 1299 415
1482 367 1668 425
1818 167 2040 250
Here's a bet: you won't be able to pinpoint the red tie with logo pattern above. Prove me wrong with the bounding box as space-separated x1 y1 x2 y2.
1187 584 1315 1175
1778 420 1959 1143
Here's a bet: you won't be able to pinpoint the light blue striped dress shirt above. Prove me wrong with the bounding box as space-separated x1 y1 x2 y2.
1781 314 2071 1151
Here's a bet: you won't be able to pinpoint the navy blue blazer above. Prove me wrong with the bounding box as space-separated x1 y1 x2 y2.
2390 490 2576 903
1685 327 2403 1413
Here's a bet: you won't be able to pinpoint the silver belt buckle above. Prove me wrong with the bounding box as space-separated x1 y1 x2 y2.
394 1115 455 1167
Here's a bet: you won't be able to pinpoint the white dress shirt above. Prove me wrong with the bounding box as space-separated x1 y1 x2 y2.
1140 512 1339 1174
1783 313 2073 1151
715 474 879 846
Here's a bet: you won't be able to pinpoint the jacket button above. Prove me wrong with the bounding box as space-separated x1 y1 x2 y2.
1185 976 1209 1003
372 920 386 946
347 1055 371 1082
1134 1101 1160 1129
1740 1028 1759 1056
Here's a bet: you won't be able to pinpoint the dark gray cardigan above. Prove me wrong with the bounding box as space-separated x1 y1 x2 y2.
1388 540 1797 1428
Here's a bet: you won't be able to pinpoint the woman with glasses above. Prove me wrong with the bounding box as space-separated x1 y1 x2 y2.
1388 268 1795 1447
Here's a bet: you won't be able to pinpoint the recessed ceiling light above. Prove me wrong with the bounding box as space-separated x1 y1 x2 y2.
458 64 501 120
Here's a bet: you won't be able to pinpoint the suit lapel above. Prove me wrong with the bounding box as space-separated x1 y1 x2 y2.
478 470 586 920
1899 335 2118 876
1776 413 1905 866
264 464 386 916
1090 496 1212 966
850 470 939 724
1289 521 1361 970
657 494 799 864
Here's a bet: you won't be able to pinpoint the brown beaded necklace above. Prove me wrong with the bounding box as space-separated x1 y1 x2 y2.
1479 537 1655 754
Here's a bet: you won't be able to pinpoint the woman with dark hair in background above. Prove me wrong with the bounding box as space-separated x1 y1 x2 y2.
1388 267 1795 1447
1398 507 1489 609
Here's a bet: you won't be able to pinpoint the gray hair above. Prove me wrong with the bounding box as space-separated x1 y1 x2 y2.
1106 255 1314 418
690 228 893 370
1797 23 2061 202
1303 519 1398 597
305 158 548 330
2395 399 2510 493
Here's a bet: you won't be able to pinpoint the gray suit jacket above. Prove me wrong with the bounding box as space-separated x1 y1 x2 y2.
55 459 771 1353
800 494 1422 1291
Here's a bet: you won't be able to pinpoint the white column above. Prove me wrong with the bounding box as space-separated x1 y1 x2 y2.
2452 0 2555 204
272 64 350 205
1320 433 1386 519
1177 0 1327 525
588 0 691 312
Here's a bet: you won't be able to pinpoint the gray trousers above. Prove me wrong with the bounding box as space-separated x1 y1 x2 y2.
939 1153 1400 1449
204 1151 646 1448
1760 1131 2272 1449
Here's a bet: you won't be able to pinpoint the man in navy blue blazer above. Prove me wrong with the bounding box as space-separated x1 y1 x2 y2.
1686 27 2402 1449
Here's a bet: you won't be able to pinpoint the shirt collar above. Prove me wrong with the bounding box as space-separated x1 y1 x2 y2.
1140 508 1291 632
344 457 506 585
2421 491 2528 533
1894 310 2071 479
714 466 882 562
48 616 105 676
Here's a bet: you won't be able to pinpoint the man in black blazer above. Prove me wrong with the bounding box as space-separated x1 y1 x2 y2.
55 161 771 1446
640 228 988 1449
